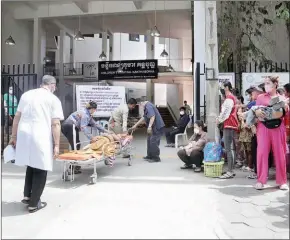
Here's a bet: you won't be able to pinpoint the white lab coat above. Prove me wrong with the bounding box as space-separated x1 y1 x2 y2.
15 88 64 171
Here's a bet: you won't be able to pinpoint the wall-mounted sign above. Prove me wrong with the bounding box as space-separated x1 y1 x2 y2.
83 62 98 78
218 72 235 87
98 59 158 80
75 85 125 117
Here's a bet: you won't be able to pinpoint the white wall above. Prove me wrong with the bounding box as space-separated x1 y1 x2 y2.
1 8 33 66
154 84 167 106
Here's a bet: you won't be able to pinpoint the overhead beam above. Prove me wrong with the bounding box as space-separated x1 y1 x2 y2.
133 1 142 10
74 0 89 13
52 20 74 37
25 2 38 11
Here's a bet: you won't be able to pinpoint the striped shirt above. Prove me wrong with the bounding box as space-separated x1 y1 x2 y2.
67 109 106 140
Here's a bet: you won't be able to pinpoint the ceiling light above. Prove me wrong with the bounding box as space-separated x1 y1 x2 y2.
43 56 51 63
74 30 85 41
151 26 160 37
5 36 15 45
160 49 169 57
99 51 107 60
70 68 77 75
116 66 123 73
168 64 175 72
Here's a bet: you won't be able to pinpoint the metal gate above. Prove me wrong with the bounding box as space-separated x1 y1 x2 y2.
1 64 37 151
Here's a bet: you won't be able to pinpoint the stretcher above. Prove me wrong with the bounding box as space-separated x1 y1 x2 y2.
56 137 134 184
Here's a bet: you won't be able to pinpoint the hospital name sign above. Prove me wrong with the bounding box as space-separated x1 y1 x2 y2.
98 59 158 80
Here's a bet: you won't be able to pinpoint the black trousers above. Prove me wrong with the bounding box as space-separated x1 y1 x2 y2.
61 121 80 150
251 135 273 174
165 128 183 144
24 166 47 208
177 149 204 167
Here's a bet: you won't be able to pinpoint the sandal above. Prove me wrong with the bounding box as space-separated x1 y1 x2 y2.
247 173 257 179
28 202 47 213
180 164 193 169
255 182 264 190
219 172 235 179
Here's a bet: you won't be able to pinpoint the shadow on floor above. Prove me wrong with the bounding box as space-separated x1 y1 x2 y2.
2 201 29 217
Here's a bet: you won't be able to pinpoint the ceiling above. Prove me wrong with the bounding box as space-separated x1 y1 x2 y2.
44 9 191 39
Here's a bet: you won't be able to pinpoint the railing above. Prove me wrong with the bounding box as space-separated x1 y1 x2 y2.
166 102 178 123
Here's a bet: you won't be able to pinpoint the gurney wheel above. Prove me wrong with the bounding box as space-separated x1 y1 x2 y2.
90 175 97 184
62 172 69 181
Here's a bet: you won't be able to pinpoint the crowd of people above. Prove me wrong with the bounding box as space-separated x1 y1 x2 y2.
217 77 289 190
7 74 289 214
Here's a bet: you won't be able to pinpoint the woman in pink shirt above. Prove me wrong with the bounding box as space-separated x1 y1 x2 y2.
254 76 288 190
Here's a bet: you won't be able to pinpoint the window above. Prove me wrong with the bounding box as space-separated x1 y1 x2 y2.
129 33 140 42
99 33 110 39
83 34 94 38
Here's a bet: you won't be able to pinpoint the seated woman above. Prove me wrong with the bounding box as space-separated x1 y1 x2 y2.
165 106 190 147
177 120 207 172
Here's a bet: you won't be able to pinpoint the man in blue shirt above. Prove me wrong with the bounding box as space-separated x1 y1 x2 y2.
129 101 165 162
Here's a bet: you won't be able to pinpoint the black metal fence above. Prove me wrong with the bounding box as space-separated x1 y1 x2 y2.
227 60 289 92
1 64 37 151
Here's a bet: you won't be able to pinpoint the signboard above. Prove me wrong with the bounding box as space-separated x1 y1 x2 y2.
242 72 290 99
98 59 158 80
218 72 235 87
75 85 126 117
83 62 98 78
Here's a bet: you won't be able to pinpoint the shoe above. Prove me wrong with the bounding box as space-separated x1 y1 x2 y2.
279 184 289 191
122 154 130 158
219 171 235 179
143 156 152 161
148 158 161 163
255 182 264 190
247 173 257 179
21 199 30 205
28 201 47 213
165 144 173 147
194 167 202 172
180 164 193 169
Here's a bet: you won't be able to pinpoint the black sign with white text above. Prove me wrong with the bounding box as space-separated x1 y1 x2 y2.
98 59 158 80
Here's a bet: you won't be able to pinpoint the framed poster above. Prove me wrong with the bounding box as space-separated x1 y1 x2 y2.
75 85 126 117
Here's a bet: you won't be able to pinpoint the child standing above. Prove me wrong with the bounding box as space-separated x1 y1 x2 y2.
237 107 254 171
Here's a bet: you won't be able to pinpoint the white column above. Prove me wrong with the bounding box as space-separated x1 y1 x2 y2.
59 30 66 114
33 17 43 78
108 33 113 61
205 1 219 140
102 31 108 60
69 36 75 64
146 30 155 103
194 1 206 116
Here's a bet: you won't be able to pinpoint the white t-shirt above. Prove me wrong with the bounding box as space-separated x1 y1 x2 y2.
15 88 64 171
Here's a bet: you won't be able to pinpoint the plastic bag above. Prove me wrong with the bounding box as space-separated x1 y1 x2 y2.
3 145 15 163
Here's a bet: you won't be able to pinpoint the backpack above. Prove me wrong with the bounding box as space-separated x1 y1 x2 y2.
203 142 223 162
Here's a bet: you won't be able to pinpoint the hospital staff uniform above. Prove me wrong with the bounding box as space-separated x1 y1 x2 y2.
108 104 129 134
143 102 165 161
61 109 106 150
15 88 64 208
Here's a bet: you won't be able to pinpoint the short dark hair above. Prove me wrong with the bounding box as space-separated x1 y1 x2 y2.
86 101 97 109
237 95 244 104
195 120 204 129
277 88 285 95
258 83 265 92
184 100 187 103
180 106 186 111
284 83 290 94
127 98 137 105
223 81 233 91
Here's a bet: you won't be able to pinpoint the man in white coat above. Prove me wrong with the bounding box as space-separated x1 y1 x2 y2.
9 75 64 213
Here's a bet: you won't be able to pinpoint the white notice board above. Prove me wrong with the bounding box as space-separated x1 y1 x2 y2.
75 85 126 117
218 72 235 88
242 72 290 98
